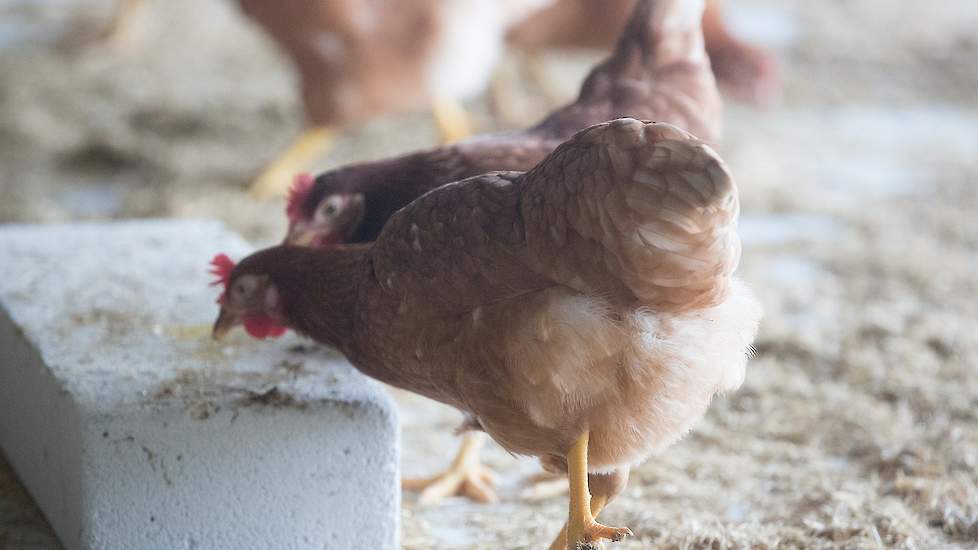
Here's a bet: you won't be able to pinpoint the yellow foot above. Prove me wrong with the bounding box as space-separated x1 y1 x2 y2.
402 432 496 506
402 461 497 506
431 97 473 144
249 127 338 200
552 520 633 550
570 521 633 548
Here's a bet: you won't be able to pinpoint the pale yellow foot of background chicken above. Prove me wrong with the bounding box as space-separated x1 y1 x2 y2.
249 127 338 200
402 432 498 506
431 97 473 144
559 431 632 550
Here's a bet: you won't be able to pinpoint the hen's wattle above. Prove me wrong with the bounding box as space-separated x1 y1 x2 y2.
243 313 288 339
209 253 288 339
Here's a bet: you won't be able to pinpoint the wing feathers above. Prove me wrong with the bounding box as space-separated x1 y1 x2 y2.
372 119 741 315
520 119 741 310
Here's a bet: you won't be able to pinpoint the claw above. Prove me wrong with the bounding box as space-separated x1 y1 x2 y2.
581 521 632 544
403 463 498 506
402 433 497 506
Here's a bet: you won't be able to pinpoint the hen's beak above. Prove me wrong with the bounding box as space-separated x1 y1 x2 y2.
211 308 238 340
285 224 321 247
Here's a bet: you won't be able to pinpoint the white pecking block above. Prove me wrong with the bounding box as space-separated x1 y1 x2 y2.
0 220 399 550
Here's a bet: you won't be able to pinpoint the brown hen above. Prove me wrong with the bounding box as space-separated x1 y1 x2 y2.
286 0 720 247
283 0 721 507
94 0 552 198
213 118 762 549
236 0 550 198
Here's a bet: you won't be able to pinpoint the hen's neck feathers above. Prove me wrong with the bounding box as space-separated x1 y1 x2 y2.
238 245 368 350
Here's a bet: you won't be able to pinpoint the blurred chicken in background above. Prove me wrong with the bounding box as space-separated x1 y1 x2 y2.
236 0 552 199
95 0 550 198
94 0 777 200
508 0 781 106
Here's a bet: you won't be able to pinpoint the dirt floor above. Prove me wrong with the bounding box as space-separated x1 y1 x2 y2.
2 0 978 548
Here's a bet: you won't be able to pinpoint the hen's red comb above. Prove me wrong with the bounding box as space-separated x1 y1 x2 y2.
286 173 315 221
209 253 236 304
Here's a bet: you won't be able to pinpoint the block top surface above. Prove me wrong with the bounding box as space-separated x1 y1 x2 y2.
0 220 394 418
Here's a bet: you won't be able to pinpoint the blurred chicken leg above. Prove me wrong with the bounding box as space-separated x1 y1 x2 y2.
249 95 471 199
402 432 498 506
249 127 339 200
432 97 474 144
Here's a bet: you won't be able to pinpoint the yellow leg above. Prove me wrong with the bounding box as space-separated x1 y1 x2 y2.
402 432 497 506
431 97 473 144
562 431 632 550
249 126 339 200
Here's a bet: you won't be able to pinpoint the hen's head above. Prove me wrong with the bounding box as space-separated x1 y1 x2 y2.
284 173 365 248
210 253 288 340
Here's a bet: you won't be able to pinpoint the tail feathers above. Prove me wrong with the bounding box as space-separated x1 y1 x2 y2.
520 118 741 311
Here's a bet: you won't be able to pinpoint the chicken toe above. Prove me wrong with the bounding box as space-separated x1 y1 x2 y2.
402 432 498 506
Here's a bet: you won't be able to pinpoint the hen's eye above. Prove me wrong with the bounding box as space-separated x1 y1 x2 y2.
322 202 339 216
232 276 258 300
